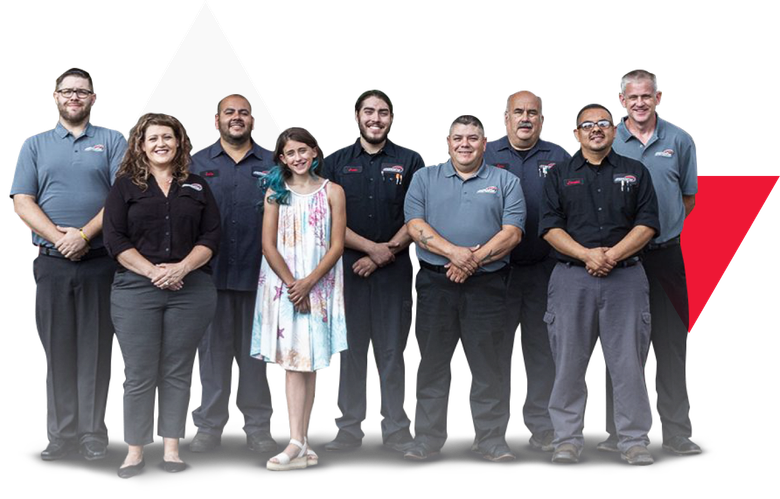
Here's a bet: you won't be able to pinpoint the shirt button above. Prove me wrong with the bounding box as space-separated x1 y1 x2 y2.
598 207 602 211
368 195 373 200
165 247 170 251
165 215 169 220
369 177 374 182
597 189 602 193
368 214 373 218
599 227 603 230
232 220 236 224
165 231 169 235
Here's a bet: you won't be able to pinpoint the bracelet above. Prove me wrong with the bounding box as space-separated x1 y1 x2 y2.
79 228 91 243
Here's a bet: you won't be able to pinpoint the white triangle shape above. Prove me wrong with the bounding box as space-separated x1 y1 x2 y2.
142 5 280 152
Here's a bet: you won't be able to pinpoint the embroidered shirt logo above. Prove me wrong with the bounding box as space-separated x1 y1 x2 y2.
613 174 637 192
477 186 498 194
84 144 105 152
565 179 583 186
183 183 203 191
252 170 270 177
381 165 404 174
655 149 674 158
538 162 556 177
494 163 508 169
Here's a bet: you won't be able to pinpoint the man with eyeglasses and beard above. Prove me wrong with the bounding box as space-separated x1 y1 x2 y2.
322 90 425 453
188 94 278 454
11 68 127 461
484 91 571 453
539 104 659 465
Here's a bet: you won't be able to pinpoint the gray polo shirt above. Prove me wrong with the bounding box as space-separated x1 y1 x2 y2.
11 122 127 248
404 160 526 272
614 115 697 243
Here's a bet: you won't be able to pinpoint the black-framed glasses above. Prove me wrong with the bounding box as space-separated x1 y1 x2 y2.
577 120 613 131
56 88 93 99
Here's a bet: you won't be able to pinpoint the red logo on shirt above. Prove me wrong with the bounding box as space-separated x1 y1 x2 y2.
566 179 582 186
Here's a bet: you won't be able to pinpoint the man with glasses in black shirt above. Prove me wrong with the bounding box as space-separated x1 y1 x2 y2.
540 104 659 465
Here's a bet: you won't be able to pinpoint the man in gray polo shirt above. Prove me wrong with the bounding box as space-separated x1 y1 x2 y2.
599 69 701 455
11 68 127 461
403 115 525 462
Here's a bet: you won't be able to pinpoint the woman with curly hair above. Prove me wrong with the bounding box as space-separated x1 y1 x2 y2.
103 113 221 478
250 127 347 471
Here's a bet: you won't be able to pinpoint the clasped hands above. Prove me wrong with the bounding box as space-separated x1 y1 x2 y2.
352 241 400 278
583 247 618 277
150 262 190 291
287 277 314 314
54 226 89 261
444 245 481 284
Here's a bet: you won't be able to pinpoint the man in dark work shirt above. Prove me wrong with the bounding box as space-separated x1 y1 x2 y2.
322 90 424 452
187 95 277 454
539 104 659 466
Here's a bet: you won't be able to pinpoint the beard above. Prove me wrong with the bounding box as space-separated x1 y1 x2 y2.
219 121 252 146
359 121 391 145
57 101 91 126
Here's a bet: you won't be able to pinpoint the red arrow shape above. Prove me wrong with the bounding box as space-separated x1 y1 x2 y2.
682 176 778 330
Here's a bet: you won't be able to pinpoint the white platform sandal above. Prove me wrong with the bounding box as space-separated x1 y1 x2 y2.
305 437 318 466
266 439 308 471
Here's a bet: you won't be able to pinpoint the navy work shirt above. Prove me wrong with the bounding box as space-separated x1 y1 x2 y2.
539 149 660 264
485 136 571 265
191 140 274 291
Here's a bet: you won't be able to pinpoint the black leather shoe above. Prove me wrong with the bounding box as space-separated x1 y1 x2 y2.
529 430 555 452
189 432 221 453
117 460 145 479
551 443 580 464
41 440 75 461
247 431 278 453
662 436 702 455
403 442 440 461
162 460 187 473
324 432 362 451
621 445 654 465
481 444 516 462
383 429 415 452
80 441 108 461
596 434 620 453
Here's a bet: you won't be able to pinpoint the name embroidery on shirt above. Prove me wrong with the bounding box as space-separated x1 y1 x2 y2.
84 144 105 152
565 178 583 186
654 149 674 158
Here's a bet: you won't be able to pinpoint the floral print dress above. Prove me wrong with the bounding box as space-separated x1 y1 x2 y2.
251 180 347 372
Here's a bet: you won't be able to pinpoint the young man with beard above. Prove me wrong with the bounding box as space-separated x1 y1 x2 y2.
322 90 424 452
11 68 127 461
188 94 277 454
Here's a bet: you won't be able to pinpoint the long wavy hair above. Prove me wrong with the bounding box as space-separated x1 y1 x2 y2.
117 113 193 190
266 127 323 205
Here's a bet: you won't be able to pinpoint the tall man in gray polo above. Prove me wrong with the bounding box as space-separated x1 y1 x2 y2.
599 70 701 455
484 91 571 452
189 94 277 453
404 115 525 462
11 68 127 461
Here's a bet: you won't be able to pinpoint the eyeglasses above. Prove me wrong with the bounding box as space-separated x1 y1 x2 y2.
56 88 94 99
577 120 613 131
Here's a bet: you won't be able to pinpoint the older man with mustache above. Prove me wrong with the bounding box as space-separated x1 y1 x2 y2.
484 91 571 453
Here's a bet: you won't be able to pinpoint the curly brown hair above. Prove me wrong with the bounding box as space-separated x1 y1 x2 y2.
117 113 193 190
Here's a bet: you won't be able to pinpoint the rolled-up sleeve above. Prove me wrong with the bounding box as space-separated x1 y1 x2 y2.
102 178 135 258
195 180 222 255
633 165 661 234
538 165 566 237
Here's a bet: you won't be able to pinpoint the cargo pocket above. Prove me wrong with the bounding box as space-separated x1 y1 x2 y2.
543 311 557 356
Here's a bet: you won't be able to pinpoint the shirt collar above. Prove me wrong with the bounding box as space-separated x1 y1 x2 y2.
208 139 268 162
444 159 489 178
571 149 618 170
496 135 551 156
618 114 665 142
54 121 94 139
348 137 398 160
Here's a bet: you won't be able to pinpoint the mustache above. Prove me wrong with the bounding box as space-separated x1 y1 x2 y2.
517 122 533 129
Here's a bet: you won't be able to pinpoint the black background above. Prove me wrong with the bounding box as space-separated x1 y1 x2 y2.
12 1 778 493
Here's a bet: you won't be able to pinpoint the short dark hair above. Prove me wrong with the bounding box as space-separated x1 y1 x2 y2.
449 115 484 135
55 68 93 91
575 104 613 126
217 94 252 114
355 90 393 115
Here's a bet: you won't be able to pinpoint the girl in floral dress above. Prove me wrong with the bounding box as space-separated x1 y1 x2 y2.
250 127 347 470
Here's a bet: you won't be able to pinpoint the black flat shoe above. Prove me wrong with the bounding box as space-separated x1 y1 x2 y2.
162 460 187 473
117 460 145 479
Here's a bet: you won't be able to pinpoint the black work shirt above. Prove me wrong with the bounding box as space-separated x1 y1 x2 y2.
103 173 221 272
323 138 424 256
191 140 274 291
539 149 659 264
485 136 571 265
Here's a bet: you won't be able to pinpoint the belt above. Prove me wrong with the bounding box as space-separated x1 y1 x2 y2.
559 255 641 268
645 236 680 251
39 246 108 261
419 260 508 275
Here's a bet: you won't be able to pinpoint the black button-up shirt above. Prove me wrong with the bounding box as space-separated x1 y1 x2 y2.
323 138 425 260
485 136 571 265
103 173 221 271
191 140 274 291
539 149 659 264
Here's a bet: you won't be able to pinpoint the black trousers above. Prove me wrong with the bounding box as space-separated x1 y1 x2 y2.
413 267 509 452
499 258 556 436
606 243 692 441
192 289 273 436
33 253 115 445
335 251 412 441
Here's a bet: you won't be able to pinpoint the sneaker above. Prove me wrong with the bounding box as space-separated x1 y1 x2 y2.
529 430 555 452
383 429 415 452
662 436 702 455
325 430 363 452
621 445 654 465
